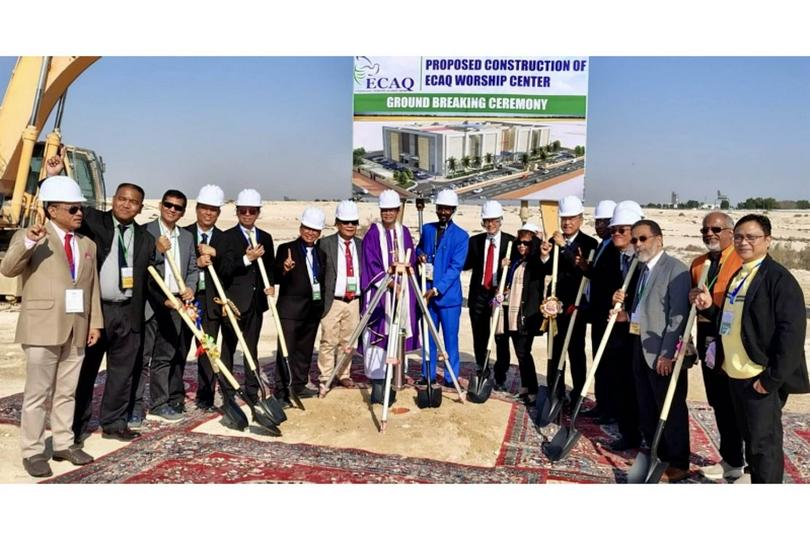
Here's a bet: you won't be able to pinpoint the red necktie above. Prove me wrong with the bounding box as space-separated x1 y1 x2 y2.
344 239 355 300
64 232 75 279
483 238 495 289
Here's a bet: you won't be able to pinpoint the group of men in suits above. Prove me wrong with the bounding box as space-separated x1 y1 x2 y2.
5 156 807 483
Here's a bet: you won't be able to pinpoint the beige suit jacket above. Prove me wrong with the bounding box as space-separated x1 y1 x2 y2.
0 222 103 347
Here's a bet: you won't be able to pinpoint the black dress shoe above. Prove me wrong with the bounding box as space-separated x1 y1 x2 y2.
52 445 94 466
295 386 319 399
608 437 640 452
22 455 52 478
102 427 142 442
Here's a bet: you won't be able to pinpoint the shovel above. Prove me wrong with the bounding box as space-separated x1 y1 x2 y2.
206 336 249 431
468 241 512 404
627 260 710 483
207 264 287 425
256 255 305 411
538 250 594 426
416 264 442 408
147 266 281 435
543 257 638 462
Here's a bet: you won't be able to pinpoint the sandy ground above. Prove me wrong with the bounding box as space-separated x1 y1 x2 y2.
1 203 808 482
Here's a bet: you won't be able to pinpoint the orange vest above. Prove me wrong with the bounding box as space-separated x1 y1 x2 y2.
690 244 743 308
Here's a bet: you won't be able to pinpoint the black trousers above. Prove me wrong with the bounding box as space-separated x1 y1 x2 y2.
702 362 745 468
632 336 690 470
186 293 222 406
590 318 611 415
728 377 787 483
469 301 510 384
221 309 263 402
132 308 189 414
73 301 142 436
275 317 319 398
603 324 641 442
547 311 587 400
509 332 538 394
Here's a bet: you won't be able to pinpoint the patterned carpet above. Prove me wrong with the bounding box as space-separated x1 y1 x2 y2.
1 359 808 484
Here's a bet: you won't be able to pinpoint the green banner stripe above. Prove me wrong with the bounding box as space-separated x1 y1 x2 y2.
354 93 586 116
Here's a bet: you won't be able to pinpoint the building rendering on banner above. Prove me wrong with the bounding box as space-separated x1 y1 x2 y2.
382 122 551 177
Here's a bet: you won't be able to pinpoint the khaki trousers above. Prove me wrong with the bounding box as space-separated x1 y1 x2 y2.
318 298 360 383
21 341 84 458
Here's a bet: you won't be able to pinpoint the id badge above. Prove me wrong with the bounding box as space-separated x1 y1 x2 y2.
424 262 434 281
65 289 84 314
705 338 717 369
629 312 641 335
719 310 734 336
312 282 322 301
121 267 134 289
346 276 358 294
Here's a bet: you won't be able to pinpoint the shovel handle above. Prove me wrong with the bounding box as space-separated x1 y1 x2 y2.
164 248 190 297
578 257 639 399
550 243 559 298
658 260 711 421
557 250 595 369
257 257 290 358
149 265 239 391
484 241 513 360
207 264 260 372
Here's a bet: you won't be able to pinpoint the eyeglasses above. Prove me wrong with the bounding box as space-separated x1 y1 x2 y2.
58 205 82 215
630 234 659 245
609 226 630 235
237 207 259 215
733 233 765 244
700 226 731 235
516 240 533 246
339 220 359 226
162 201 185 212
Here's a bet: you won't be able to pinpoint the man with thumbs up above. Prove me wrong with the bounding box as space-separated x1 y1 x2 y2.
218 189 275 408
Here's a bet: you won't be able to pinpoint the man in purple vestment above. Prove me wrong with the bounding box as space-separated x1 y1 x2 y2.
360 190 420 404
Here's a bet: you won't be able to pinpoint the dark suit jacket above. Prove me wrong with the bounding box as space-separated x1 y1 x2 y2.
218 225 275 316
704 255 809 394
185 223 226 320
542 230 598 308
464 231 516 315
144 219 198 321
78 206 155 332
274 238 326 321
317 232 363 316
586 241 622 323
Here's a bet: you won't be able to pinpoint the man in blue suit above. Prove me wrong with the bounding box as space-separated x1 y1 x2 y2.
417 189 469 385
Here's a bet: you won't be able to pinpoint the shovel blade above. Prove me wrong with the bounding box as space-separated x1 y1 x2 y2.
251 403 282 436
466 368 493 404
221 398 249 432
259 396 288 425
645 458 668 484
626 452 652 484
543 425 581 462
536 387 562 427
416 384 443 409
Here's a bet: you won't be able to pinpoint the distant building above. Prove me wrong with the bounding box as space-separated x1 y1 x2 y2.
382 122 551 176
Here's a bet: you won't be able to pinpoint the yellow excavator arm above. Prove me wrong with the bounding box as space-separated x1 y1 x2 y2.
0 56 99 223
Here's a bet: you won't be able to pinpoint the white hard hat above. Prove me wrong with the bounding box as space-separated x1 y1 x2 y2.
335 200 359 221
518 221 540 234
379 189 401 209
39 175 86 203
301 207 325 230
594 200 617 219
559 195 584 217
609 207 642 228
236 188 262 207
616 200 645 218
481 200 503 220
197 184 225 207
436 189 458 207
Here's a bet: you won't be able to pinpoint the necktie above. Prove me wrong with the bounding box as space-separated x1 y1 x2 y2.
64 232 75 280
117 224 128 290
632 266 649 312
621 253 631 278
707 252 721 292
483 238 495 289
344 239 355 300
198 232 209 292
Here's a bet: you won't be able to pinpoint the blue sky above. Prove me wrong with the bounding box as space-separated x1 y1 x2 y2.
2 56 808 205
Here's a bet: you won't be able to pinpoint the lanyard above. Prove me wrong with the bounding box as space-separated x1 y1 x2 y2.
117 225 132 262
299 242 319 284
728 263 761 304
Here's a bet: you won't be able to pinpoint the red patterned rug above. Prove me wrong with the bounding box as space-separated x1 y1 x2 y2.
1 359 808 484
